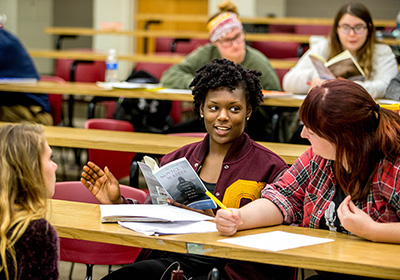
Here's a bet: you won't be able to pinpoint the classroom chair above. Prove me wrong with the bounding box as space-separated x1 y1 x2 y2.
54 48 106 127
52 181 148 280
154 37 208 55
40 75 65 126
84 118 136 181
251 41 302 59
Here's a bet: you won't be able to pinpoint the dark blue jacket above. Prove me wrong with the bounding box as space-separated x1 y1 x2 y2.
0 29 49 112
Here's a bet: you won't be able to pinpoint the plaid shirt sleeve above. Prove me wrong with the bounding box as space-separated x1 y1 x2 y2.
262 147 315 225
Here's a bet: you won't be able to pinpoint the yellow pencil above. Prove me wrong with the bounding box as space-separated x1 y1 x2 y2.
205 191 232 213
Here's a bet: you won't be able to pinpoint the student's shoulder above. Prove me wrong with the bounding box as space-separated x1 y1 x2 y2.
25 219 58 241
374 42 396 56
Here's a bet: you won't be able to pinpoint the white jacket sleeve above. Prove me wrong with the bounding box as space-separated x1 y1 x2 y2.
282 36 330 94
354 44 398 99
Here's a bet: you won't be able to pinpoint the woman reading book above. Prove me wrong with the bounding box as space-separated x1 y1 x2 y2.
215 79 400 279
283 2 398 98
81 59 295 279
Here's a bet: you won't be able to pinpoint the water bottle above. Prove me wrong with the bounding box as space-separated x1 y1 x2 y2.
393 10 400 39
105 48 119 82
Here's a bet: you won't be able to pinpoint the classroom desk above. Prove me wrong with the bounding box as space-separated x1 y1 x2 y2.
135 13 396 28
0 123 309 164
47 199 400 279
27 49 298 70
44 27 400 46
0 81 305 107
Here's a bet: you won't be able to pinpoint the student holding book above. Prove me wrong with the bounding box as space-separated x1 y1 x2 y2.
282 2 398 98
81 59 295 280
0 124 59 280
160 0 281 141
215 79 400 279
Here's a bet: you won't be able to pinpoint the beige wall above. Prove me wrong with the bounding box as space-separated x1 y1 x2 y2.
285 0 399 19
3 0 399 76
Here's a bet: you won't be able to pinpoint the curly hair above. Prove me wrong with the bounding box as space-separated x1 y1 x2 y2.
189 58 263 116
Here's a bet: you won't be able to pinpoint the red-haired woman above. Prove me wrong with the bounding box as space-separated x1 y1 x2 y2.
216 79 400 279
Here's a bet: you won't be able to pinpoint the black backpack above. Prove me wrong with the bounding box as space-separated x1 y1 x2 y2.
113 70 173 133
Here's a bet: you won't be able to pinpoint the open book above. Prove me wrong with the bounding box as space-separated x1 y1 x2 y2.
138 156 217 210
309 49 365 81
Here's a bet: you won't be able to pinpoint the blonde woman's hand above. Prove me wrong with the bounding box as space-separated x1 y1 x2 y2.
81 161 123 204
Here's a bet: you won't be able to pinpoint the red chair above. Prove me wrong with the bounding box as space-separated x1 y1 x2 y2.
40 75 65 126
155 37 208 55
294 25 332 36
251 41 302 59
55 48 107 125
84 119 136 181
52 181 148 280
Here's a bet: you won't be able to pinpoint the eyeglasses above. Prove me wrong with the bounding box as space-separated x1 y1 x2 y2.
217 32 245 48
338 24 367 35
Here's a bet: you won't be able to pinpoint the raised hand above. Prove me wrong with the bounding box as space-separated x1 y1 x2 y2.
81 161 123 204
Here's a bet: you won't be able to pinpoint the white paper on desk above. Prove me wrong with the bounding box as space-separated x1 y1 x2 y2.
100 204 214 223
157 88 192 94
219 231 334 252
119 220 217 236
0 78 38 84
96 81 162 90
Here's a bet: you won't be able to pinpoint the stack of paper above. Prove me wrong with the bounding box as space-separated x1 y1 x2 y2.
119 220 217 236
100 204 214 223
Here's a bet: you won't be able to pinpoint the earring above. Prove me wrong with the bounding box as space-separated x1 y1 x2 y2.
200 114 204 118
246 116 250 121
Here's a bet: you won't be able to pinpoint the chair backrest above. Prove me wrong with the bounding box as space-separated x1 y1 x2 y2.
84 119 135 180
155 37 208 55
52 181 147 266
134 61 172 81
40 75 65 126
53 181 148 204
251 41 301 59
55 49 106 82
294 25 332 36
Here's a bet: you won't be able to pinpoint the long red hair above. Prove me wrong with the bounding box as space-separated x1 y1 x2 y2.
300 79 400 200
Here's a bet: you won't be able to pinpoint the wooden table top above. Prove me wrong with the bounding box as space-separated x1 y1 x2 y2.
47 199 400 279
28 49 298 70
0 123 309 164
135 14 396 28
0 81 305 107
44 27 400 46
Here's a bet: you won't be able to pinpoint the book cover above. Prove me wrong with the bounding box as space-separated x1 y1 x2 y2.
138 156 217 210
309 49 365 81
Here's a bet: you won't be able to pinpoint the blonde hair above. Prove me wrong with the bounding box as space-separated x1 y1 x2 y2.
208 0 239 23
0 123 47 280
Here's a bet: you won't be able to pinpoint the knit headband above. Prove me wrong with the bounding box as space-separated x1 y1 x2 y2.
207 12 243 43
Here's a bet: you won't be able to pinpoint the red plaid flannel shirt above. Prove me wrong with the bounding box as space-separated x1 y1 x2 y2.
262 147 400 228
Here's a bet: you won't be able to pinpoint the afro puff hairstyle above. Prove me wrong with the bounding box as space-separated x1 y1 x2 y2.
189 58 263 116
